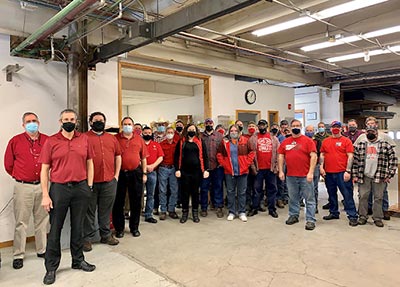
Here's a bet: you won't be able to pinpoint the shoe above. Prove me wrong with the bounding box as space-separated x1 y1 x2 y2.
239 213 247 222
323 214 340 220
192 209 200 223
12 259 23 269
383 211 391 221
322 202 330 210
227 213 235 221
258 206 267 212
153 209 159 215
83 241 92 252
145 217 158 223
200 210 208 217
115 231 124 238
285 216 299 225
180 209 189 223
349 218 358 227
367 208 373 215
131 230 141 237
216 207 224 218
269 210 279 218
374 220 384 228
72 260 96 272
100 235 119 246
305 222 315 231
247 209 258 217
43 271 56 285
276 200 284 209
37 252 46 258
168 211 179 219
358 218 367 225
159 212 166 220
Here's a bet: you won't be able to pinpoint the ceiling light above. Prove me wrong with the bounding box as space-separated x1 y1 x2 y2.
326 45 400 62
364 50 370 62
252 0 388 37
301 25 400 52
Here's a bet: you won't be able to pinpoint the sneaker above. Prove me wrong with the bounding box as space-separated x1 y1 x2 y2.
374 220 384 228
12 259 23 269
349 218 358 227
358 218 367 225
305 222 315 231
227 213 235 221
83 241 92 252
239 213 247 222
100 235 119 246
216 207 224 218
285 216 299 225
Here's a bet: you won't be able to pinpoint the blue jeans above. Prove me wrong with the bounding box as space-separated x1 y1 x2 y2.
313 163 320 205
225 174 248 214
368 183 389 212
286 176 316 223
158 166 178 212
200 167 224 210
325 172 358 219
144 171 157 219
252 169 277 212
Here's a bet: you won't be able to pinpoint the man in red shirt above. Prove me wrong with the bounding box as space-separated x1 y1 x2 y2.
82 112 121 252
4 112 49 270
113 117 148 238
142 126 164 223
278 119 317 231
40 109 95 285
320 121 358 226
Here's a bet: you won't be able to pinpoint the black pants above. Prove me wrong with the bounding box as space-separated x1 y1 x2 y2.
113 168 143 233
45 181 91 271
181 170 202 211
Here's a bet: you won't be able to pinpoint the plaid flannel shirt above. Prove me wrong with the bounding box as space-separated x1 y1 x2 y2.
352 140 398 183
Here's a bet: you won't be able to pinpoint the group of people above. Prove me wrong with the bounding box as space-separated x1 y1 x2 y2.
3 109 398 284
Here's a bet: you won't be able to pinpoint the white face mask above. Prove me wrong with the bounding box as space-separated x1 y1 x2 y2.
166 133 174 140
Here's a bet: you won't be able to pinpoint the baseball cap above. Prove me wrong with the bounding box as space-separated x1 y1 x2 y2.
204 118 213 124
330 120 342 127
258 119 268 126
366 125 378 131
280 120 289 126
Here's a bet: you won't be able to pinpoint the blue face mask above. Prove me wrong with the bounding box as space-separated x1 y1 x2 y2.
123 125 133 134
305 132 314 138
157 126 166 133
25 122 39 133
318 127 325 133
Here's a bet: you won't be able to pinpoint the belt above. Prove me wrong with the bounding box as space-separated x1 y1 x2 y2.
15 179 40 185
61 180 86 187
160 164 174 169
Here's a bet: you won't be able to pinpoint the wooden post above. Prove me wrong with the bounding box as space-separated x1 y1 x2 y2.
388 164 400 216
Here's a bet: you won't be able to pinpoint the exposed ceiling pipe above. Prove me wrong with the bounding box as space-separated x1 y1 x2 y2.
11 0 102 56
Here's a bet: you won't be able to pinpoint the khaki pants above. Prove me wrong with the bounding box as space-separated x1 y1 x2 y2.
13 182 49 259
358 177 385 221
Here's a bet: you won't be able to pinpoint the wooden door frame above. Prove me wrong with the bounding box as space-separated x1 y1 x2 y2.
294 109 305 126
235 109 261 122
267 110 279 124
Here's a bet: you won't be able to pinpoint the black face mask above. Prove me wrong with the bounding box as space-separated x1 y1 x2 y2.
238 126 243 132
259 128 267 134
91 121 105 132
285 134 291 138
187 131 196 137
143 134 153 141
62 122 76 132
205 125 213 132
348 126 357 133
271 128 278 134
367 133 377 141
292 128 301 135
176 126 183 133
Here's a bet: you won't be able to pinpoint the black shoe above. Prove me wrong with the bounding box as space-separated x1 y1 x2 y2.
169 211 179 219
37 252 46 258
12 259 23 269
145 217 158 223
367 208 373 215
322 202 330 210
132 230 141 237
315 209 319 214
72 260 96 272
192 209 200 223
269 210 278 218
247 209 258 217
349 218 358 227
285 216 299 225
258 206 267 212
180 209 189 223
383 211 391 221
43 271 56 285
323 214 340 220
115 231 124 238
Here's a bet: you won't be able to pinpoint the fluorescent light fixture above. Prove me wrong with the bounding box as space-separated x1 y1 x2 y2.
253 0 388 37
301 25 400 52
326 45 400 62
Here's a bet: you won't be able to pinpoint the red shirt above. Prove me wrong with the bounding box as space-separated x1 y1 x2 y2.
4 132 48 182
278 135 316 177
39 131 94 183
160 138 178 165
145 140 164 165
320 136 353 173
256 133 273 170
86 131 121 183
115 132 149 171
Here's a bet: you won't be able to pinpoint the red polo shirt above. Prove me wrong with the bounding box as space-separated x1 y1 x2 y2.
4 132 48 182
145 140 164 165
320 136 353 173
39 131 94 183
160 138 178 165
115 132 149 171
86 130 121 183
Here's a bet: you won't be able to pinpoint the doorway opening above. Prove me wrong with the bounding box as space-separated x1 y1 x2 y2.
236 109 261 133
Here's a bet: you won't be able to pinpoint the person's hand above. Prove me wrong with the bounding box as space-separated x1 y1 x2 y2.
203 170 209 179
306 172 313 183
142 174 147 184
175 170 181 178
42 195 53 212
352 177 358 184
384 178 391 183
279 171 285 181
147 164 154 173
320 166 326 177
344 171 351 182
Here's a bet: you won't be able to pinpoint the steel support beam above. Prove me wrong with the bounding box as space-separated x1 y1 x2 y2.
89 0 261 66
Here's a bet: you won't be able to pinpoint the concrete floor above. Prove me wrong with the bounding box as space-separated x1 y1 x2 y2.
1 181 400 287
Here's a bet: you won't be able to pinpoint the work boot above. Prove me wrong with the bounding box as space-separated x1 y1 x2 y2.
192 209 200 223
180 209 189 223
216 207 224 218
200 210 208 217
383 211 391 220
83 242 92 252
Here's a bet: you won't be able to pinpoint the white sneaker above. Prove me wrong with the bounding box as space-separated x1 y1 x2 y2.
227 213 235 221
239 213 247 222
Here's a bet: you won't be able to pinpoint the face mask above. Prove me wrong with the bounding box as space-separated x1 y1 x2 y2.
205 125 213 132
292 128 301 135
259 128 267 134
331 128 341 135
238 126 243 132
25 122 38 133
305 132 314 138
157 126 166 133
123 125 133 134
318 127 325 133
135 129 142 136
248 127 256 134
91 121 105 132
142 134 153 141
217 129 225 135
187 131 196 137
176 126 183 133
230 132 239 139
166 133 174 140
270 128 278 134
348 126 357 132
62 122 76 132
367 133 377 141
285 134 291 138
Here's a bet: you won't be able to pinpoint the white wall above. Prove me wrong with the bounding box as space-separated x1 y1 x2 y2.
295 86 320 128
320 83 342 124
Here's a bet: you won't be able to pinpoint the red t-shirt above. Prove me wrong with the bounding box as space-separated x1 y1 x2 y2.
86 131 121 183
278 135 316 177
160 138 178 165
115 132 149 171
145 140 164 165
39 131 94 183
320 136 353 173
256 133 273 170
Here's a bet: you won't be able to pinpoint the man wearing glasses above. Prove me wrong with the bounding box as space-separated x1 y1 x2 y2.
4 112 49 270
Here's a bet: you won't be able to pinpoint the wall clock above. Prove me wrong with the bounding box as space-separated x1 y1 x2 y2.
245 89 256 105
